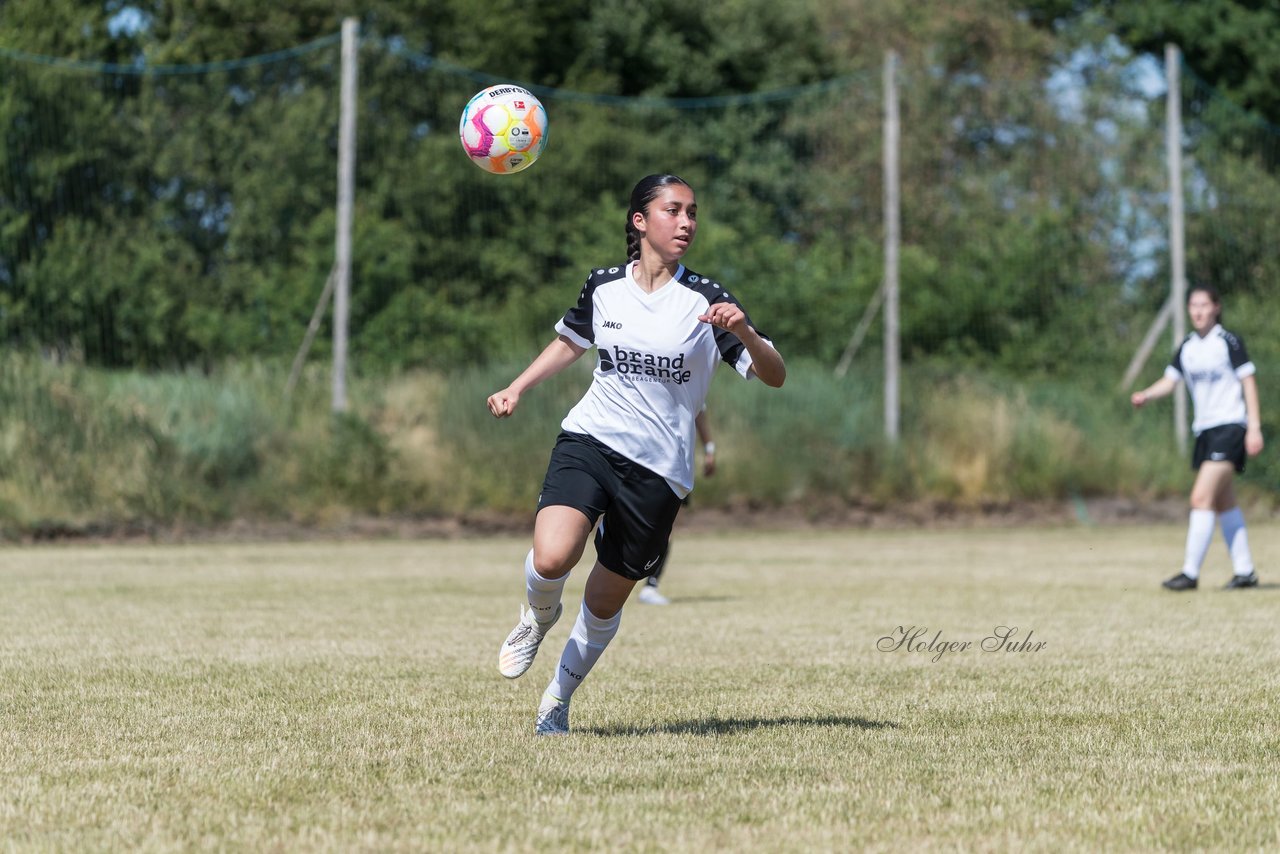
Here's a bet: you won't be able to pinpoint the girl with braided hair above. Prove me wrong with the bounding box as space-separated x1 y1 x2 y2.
487 173 786 734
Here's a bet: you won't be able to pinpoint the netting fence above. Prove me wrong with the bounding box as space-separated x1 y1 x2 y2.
3 26 1280 521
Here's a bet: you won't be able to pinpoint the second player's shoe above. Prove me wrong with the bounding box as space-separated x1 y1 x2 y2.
638 585 670 606
1223 572 1259 589
498 603 562 679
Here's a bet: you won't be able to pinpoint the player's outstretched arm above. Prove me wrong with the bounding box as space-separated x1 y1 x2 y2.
488 335 587 418
740 329 786 388
695 408 717 477
1130 376 1177 408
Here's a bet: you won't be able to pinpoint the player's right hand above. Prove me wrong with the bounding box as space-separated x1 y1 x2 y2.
487 388 519 418
1130 392 1146 408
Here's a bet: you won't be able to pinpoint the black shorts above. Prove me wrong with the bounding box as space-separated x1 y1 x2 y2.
1192 424 1247 473
537 431 684 581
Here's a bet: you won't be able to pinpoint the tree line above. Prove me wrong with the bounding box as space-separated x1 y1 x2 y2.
2 0 1277 379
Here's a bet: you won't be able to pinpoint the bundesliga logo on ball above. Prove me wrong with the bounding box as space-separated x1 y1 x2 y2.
458 84 548 174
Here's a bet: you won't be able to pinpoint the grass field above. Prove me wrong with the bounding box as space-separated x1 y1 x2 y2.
3 524 1279 852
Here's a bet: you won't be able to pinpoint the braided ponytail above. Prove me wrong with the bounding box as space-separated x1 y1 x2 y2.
626 220 642 262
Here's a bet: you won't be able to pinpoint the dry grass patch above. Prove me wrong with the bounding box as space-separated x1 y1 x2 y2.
2 526 1278 851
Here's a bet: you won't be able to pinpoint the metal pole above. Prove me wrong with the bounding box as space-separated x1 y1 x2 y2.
286 263 338 400
883 50 901 442
333 17 358 414
1165 44 1188 453
1119 294 1173 392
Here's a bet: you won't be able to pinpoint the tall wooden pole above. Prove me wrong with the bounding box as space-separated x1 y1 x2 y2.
1165 44 1188 453
333 17 358 413
883 50 901 442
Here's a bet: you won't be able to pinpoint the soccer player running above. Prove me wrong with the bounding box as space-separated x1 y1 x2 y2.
1131 285 1264 591
487 174 786 734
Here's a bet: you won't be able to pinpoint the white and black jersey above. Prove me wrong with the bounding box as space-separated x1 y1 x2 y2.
1164 323 1256 434
555 262 773 497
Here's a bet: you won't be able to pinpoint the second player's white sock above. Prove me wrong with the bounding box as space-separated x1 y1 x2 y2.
525 549 567 625
1218 507 1256 576
1182 509 1216 579
547 602 621 702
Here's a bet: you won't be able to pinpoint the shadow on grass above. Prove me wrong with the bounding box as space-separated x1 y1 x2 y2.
582 715 898 737
1199 582 1280 591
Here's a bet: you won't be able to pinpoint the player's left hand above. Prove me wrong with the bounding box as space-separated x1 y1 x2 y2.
698 302 748 336
1246 426 1264 456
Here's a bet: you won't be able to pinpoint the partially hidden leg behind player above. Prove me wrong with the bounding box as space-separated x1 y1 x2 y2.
637 550 671 605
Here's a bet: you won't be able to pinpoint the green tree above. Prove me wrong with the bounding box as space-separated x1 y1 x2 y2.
1023 0 1280 125
3 0 1268 380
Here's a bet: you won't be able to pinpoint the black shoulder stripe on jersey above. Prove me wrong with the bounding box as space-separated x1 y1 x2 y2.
592 264 629 285
560 264 628 345
1219 327 1251 369
714 327 747 367
677 268 728 304
678 267 771 366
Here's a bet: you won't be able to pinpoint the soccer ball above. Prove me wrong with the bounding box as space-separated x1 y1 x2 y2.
458 84 548 174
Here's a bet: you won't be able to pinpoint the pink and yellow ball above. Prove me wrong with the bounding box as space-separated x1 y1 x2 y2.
459 84 548 175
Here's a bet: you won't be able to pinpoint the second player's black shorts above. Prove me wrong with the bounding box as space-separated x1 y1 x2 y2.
537 431 684 581
1192 423 1247 473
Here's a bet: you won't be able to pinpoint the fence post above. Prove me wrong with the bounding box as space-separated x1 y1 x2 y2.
883 50 901 443
332 17 358 414
1165 43 1188 453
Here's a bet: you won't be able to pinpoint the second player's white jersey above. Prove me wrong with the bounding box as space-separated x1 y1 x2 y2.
555 261 772 497
1164 323 1255 434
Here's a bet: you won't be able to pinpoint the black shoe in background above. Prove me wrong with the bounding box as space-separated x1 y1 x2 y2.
1162 572 1198 591
1223 572 1259 590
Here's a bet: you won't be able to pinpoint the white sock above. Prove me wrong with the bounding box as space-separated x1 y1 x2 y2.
1218 507 1255 576
525 549 567 625
547 603 621 702
1182 509 1216 579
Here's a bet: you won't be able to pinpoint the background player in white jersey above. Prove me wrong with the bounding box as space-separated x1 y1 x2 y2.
487 174 786 734
1131 285 1264 591
637 405 716 606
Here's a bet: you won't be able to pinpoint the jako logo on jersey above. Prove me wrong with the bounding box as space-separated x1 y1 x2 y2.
602 346 692 384
602 320 623 329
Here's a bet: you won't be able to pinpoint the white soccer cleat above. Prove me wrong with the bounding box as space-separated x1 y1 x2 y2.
535 693 570 736
497 603 561 679
637 585 669 606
